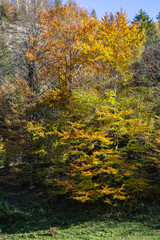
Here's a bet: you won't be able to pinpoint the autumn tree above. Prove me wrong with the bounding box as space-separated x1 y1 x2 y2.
26 1 97 95
76 11 145 97
0 80 30 166
0 0 18 22
27 88 152 204
0 0 159 205
0 0 52 172
25 8 153 203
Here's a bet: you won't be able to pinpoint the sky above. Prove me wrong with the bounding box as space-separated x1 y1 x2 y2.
65 0 160 21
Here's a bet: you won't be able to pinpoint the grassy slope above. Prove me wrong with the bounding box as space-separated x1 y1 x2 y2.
1 221 160 240
0 165 160 240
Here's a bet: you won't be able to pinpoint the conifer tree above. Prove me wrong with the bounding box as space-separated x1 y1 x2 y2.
157 12 160 26
91 9 97 19
54 0 62 8
134 9 158 41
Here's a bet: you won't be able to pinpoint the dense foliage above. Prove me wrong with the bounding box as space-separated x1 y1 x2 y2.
0 0 160 206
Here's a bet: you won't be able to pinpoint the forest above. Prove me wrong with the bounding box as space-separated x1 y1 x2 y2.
0 0 160 239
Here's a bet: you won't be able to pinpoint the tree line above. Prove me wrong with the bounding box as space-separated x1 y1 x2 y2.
0 0 160 206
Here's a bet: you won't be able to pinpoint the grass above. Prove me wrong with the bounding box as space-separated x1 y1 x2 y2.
0 164 160 240
1 213 160 240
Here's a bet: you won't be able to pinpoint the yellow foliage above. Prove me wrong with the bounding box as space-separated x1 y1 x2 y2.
76 11 145 81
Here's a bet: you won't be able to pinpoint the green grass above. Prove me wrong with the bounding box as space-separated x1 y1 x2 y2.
0 165 160 240
0 217 160 239
0 202 160 240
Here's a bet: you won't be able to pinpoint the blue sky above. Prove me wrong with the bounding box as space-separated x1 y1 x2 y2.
64 0 160 21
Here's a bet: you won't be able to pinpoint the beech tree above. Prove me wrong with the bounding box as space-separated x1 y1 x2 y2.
26 1 97 94
27 88 152 204
76 11 145 97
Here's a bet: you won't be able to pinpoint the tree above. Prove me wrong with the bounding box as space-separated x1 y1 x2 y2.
27 87 152 204
157 12 160 26
0 0 159 205
25 9 151 203
0 32 14 86
26 1 97 94
0 0 17 22
76 11 145 97
0 80 32 166
91 9 97 19
133 9 158 41
54 0 62 8
132 11 160 118
0 0 51 172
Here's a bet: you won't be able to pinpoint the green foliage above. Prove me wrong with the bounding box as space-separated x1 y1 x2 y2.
54 0 63 8
0 202 25 226
157 12 160 25
134 9 158 41
91 9 97 19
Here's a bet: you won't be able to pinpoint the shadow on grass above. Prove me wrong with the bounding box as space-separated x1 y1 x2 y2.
0 165 160 238
0 166 104 236
0 199 103 235
1 198 160 238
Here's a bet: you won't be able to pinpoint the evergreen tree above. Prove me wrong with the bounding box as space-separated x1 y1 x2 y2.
134 9 157 41
54 0 62 8
91 9 97 19
156 12 160 26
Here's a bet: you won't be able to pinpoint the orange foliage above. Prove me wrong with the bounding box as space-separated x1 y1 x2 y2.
26 1 96 93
